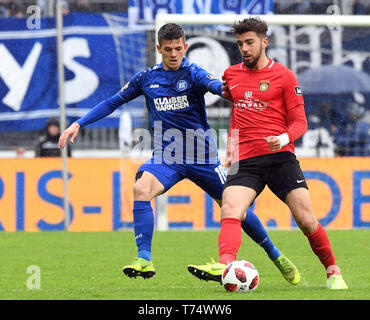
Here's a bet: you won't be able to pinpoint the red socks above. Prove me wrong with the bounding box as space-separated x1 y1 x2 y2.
305 223 340 277
218 219 340 278
218 218 242 265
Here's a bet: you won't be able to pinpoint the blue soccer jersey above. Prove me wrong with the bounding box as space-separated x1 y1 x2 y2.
77 57 223 164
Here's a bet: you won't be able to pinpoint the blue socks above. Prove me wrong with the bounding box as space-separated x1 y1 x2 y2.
241 208 281 261
133 201 280 262
133 200 154 261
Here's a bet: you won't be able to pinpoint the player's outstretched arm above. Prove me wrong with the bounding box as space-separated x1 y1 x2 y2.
59 122 80 149
58 91 130 150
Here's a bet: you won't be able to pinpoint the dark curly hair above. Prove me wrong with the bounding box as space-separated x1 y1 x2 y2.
158 23 186 45
231 17 268 38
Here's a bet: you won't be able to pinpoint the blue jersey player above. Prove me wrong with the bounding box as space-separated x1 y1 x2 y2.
59 23 300 285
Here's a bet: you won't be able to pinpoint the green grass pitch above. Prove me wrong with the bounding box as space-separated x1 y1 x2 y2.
0 230 369 300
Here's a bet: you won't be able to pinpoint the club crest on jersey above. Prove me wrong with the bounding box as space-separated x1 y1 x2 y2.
177 80 188 91
259 80 270 92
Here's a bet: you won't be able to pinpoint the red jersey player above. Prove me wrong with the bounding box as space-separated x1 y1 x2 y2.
224 58 307 161
188 17 347 290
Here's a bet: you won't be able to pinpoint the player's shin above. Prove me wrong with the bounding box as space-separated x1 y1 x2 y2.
242 209 281 260
305 223 338 276
133 200 154 261
218 217 242 265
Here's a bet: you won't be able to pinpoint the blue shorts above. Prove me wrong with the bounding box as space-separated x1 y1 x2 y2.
137 158 228 201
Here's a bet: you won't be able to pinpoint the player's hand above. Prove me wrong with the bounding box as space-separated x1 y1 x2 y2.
264 136 281 152
221 76 231 100
59 122 80 149
225 154 232 169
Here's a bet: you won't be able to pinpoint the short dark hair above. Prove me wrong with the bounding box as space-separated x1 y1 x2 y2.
158 23 186 45
46 117 60 128
231 17 268 38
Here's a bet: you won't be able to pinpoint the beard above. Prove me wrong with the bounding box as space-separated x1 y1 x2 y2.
243 44 262 69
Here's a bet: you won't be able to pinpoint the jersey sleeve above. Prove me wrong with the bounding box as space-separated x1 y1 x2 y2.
117 70 144 102
283 70 304 111
193 66 223 96
76 93 123 127
222 68 233 102
283 70 307 141
76 71 144 127
286 106 308 142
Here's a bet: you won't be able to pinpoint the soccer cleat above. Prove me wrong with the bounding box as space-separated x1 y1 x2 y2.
122 257 155 279
187 258 226 283
273 254 301 285
327 274 348 289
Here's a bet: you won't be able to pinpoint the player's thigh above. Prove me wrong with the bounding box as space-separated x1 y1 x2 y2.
133 171 165 200
221 159 265 218
221 185 257 219
285 187 318 234
135 161 185 199
266 154 308 202
186 162 227 202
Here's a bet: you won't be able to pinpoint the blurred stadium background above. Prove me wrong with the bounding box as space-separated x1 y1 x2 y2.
0 0 369 232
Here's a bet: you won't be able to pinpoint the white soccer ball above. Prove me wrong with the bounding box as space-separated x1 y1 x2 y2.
221 260 259 292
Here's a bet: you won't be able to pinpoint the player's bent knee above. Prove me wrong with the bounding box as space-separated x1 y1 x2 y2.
295 215 318 235
221 201 243 219
133 181 153 201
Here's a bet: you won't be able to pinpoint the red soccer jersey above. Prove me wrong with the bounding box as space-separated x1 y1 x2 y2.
223 59 307 162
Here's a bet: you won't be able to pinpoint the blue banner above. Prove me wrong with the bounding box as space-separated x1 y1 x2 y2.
128 0 274 23
0 13 146 132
